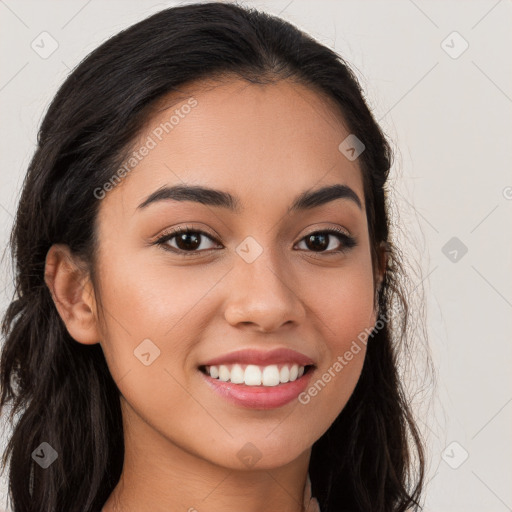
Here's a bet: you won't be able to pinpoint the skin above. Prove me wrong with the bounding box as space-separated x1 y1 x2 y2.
45 77 385 512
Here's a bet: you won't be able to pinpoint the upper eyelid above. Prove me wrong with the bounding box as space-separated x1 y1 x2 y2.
156 221 352 239
156 226 220 243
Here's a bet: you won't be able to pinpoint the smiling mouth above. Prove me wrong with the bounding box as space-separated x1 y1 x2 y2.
198 363 315 387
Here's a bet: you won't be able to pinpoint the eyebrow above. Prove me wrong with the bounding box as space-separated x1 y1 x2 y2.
137 183 363 213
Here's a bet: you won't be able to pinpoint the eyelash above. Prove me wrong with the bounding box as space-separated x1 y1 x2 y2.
154 225 357 256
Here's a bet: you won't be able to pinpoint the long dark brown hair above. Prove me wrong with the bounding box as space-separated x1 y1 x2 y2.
0 2 430 511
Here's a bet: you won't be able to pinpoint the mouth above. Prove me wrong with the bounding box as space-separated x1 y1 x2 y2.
198 361 316 409
198 363 315 387
197 347 317 408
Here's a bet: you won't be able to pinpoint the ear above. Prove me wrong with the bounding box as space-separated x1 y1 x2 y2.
44 244 100 345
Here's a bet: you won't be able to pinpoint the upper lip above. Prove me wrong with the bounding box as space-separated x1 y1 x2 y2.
200 348 315 367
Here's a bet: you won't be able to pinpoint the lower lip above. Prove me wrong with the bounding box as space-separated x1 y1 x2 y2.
200 368 314 410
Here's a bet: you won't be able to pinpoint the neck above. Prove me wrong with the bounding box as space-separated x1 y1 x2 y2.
102 399 312 512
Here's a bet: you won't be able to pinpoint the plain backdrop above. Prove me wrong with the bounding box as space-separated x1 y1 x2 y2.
0 1 511 511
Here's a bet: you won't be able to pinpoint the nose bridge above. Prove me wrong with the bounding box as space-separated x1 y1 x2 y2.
223 237 304 330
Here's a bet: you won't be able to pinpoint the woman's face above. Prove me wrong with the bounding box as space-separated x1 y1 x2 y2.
92 78 380 469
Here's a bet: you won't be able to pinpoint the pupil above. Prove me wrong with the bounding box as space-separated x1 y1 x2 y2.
177 232 200 251
307 233 328 251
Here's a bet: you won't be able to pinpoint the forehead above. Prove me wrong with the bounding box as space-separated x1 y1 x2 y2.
99 77 365 218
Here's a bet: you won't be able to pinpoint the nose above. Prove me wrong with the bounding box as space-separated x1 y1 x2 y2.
223 249 306 333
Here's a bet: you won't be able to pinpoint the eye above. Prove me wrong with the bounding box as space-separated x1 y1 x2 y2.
154 226 221 255
295 228 357 254
154 226 357 256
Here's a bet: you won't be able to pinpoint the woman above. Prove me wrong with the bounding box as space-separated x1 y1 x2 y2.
0 2 428 511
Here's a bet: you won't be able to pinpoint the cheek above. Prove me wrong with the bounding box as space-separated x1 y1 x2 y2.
307 259 376 348
95 251 229 392
97 251 215 340
95 258 211 432
297 259 375 418
94 255 182 375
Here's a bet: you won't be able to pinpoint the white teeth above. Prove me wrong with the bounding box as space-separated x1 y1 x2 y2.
262 365 280 387
244 365 261 386
230 364 244 384
289 364 299 381
204 363 308 386
218 365 230 382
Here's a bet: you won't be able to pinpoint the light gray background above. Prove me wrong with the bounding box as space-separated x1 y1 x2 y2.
0 1 511 511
